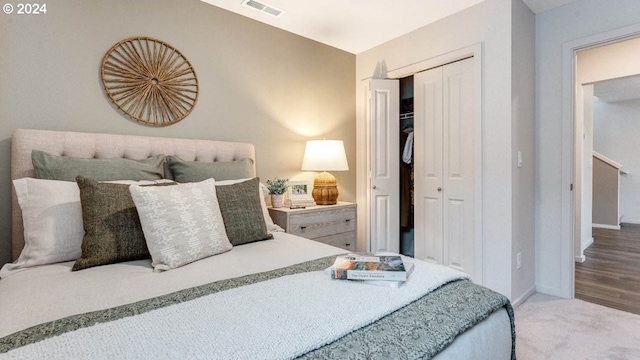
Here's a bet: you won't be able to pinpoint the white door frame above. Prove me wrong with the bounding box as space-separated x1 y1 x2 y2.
560 23 640 298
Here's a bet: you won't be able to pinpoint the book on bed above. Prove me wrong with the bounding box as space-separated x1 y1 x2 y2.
329 254 410 281
354 262 415 288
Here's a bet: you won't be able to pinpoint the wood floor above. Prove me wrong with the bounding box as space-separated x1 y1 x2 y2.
575 223 640 315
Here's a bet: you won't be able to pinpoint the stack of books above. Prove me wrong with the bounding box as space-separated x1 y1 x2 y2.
328 254 414 287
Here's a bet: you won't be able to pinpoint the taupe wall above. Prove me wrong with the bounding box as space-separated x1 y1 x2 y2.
0 0 355 265
592 156 619 226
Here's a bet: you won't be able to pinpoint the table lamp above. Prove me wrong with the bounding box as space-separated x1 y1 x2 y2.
301 140 349 205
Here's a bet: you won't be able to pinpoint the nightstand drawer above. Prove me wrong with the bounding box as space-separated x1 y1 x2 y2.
288 207 356 239
267 202 357 252
315 231 356 252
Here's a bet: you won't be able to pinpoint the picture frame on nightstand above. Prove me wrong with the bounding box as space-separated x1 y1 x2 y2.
288 181 311 198
287 181 315 207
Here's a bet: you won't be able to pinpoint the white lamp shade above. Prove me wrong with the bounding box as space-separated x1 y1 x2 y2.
301 140 349 171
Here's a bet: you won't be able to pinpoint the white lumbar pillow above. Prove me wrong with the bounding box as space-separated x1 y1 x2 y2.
129 178 232 272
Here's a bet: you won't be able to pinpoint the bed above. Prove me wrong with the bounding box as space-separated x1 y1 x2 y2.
0 128 515 359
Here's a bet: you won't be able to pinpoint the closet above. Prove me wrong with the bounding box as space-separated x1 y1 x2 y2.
414 58 476 277
399 77 415 257
367 57 479 281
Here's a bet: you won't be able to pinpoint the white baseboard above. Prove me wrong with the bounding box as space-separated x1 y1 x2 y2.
535 285 567 299
582 237 594 252
592 223 620 230
574 237 593 263
512 285 536 308
621 218 640 225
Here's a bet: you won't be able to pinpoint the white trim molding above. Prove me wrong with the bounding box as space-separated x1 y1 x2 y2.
575 236 594 263
512 286 536 308
592 223 620 230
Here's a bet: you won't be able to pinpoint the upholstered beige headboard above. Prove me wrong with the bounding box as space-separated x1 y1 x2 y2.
10 128 256 261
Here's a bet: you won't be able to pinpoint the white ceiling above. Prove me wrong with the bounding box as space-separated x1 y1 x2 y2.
201 0 578 54
594 75 640 103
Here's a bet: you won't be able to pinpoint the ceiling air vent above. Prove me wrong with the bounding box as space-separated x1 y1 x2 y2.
242 0 284 17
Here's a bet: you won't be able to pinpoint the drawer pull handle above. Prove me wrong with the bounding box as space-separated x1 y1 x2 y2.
345 243 351 247
345 219 351 222
300 225 307 230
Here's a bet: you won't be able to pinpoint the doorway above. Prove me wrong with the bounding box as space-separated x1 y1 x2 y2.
571 35 640 305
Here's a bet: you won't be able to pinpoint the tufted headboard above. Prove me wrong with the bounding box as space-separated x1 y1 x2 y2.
10 128 256 261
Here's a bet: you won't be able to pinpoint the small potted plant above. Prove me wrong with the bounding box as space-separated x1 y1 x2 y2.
266 177 288 208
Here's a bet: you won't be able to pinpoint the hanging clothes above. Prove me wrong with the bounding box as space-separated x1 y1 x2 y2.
400 131 414 230
402 131 414 164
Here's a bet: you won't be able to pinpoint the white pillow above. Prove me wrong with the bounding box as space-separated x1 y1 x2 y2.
0 178 83 278
129 178 232 272
259 182 284 232
0 178 175 279
215 178 283 233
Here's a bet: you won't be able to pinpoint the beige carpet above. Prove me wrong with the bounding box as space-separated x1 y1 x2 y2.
515 293 640 359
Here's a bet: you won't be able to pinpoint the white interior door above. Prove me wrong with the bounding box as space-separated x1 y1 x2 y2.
366 79 400 253
414 67 443 263
413 57 476 279
442 58 475 275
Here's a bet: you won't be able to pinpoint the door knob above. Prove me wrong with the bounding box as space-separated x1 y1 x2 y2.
372 185 377 189
437 187 442 192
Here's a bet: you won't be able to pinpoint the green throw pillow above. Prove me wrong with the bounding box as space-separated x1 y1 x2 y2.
72 176 175 271
216 178 273 246
167 156 254 182
32 150 164 182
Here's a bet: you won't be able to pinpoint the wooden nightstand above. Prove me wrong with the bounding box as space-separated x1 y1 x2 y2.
268 202 356 251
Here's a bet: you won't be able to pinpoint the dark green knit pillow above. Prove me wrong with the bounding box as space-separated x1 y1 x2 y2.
216 177 273 246
72 176 175 271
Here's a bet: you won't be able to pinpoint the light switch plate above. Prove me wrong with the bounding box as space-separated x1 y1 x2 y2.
517 151 523 168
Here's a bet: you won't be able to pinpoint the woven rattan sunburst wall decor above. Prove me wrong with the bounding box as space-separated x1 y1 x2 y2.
101 37 199 126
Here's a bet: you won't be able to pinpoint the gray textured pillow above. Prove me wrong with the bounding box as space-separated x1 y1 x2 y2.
166 156 254 182
72 177 175 271
129 179 232 272
32 150 164 181
216 178 273 246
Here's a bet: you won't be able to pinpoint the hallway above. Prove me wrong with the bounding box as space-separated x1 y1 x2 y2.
575 223 640 315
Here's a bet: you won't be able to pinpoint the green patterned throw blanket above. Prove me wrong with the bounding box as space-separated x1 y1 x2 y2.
0 256 515 359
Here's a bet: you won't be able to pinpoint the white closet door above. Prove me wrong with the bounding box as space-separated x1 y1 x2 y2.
442 58 475 275
413 57 476 280
414 67 443 263
366 79 400 253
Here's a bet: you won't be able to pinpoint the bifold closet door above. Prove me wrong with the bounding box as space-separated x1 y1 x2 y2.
414 66 444 264
414 58 476 279
365 79 400 254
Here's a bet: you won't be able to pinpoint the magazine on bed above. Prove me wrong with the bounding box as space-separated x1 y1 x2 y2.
329 254 410 281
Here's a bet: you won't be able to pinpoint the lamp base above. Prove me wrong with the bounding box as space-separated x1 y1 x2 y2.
312 171 339 205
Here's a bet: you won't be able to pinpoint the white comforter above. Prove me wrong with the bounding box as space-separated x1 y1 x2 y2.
0 233 344 338
0 233 513 360
3 258 469 360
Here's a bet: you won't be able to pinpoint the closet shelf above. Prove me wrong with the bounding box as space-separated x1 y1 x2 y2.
400 112 414 120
